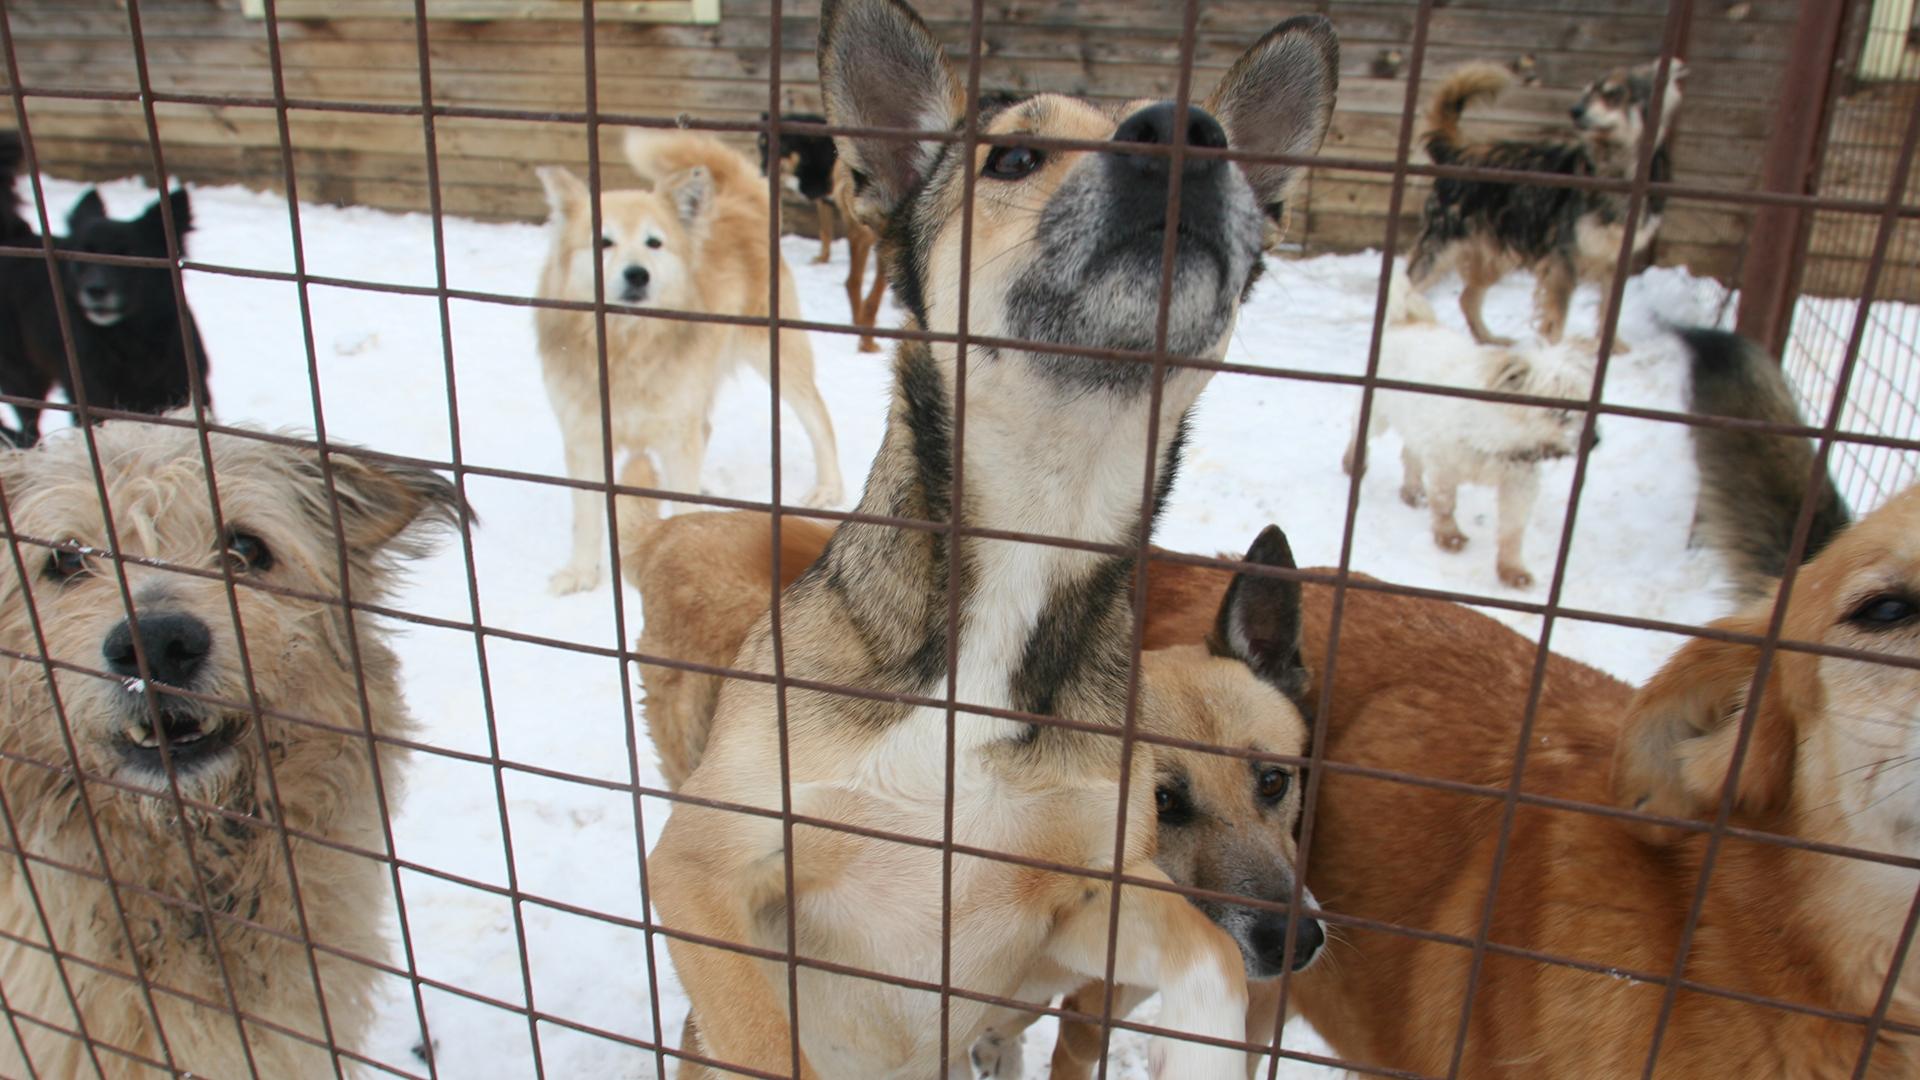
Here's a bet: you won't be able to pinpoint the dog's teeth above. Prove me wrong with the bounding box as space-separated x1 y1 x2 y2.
125 725 158 748
171 730 204 745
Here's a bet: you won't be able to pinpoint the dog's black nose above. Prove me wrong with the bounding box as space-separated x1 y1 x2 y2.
1570 105 1585 123
81 283 111 303
1249 909 1324 973
1112 102 1229 181
623 265 650 288
103 613 212 687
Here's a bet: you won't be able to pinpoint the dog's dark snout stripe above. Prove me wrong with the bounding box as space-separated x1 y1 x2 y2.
103 612 212 687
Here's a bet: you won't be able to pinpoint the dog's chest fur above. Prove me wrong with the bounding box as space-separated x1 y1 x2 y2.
696 342 1197 1069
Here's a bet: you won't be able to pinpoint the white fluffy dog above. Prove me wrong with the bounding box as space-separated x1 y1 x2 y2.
1344 268 1597 588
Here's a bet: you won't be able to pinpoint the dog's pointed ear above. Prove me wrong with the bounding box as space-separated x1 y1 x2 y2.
1205 15 1339 226
536 166 589 220
1208 524 1310 707
138 188 192 244
306 454 464 554
668 165 713 223
818 0 963 225
1611 613 1799 838
67 189 106 233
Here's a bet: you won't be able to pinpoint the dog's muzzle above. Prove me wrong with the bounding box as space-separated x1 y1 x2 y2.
102 611 239 773
78 286 126 327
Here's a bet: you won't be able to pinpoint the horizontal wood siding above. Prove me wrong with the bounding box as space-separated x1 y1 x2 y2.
1 0 1852 294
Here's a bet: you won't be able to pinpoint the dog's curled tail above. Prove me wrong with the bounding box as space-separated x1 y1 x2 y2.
1423 63 1511 164
1681 327 1852 603
613 454 666 585
1383 261 1436 326
623 128 759 199
0 130 30 242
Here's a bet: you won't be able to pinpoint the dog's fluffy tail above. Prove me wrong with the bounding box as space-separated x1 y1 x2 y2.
0 131 31 243
1423 63 1510 165
1383 261 1436 326
624 129 759 199
1681 327 1852 603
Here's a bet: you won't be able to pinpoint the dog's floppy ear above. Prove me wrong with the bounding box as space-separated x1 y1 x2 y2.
817 0 963 225
536 166 590 220
1611 613 1800 838
305 454 464 554
1205 15 1339 226
67 189 106 233
1208 524 1311 708
667 165 712 223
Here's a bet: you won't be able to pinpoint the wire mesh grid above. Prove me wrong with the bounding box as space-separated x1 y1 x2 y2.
0 1 1917 1079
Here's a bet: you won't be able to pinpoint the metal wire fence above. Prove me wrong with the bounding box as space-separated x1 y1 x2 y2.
0 1 1917 1079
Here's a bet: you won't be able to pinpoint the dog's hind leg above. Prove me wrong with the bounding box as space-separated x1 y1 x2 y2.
1398 442 1427 508
1459 277 1513 347
1340 408 1377 479
1532 256 1575 345
1427 468 1468 552
549 425 608 595
1046 865 1248 1080
813 199 834 265
761 325 845 508
845 225 881 353
1495 465 1540 589
858 247 889 353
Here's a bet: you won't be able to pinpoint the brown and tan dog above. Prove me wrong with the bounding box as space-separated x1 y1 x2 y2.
1116 501 1920 1074
645 1 1337 1076
617 479 1321 1076
831 158 889 354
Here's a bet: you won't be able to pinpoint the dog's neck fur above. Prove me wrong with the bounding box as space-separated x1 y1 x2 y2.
818 340 1203 742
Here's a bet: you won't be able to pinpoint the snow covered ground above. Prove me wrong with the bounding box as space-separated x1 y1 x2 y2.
20 174 1754 1079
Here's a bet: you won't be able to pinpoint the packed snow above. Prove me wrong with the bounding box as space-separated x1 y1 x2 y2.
18 173 1761 1079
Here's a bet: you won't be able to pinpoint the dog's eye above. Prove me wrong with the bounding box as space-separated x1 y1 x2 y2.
222 530 274 574
983 145 1043 181
1257 767 1290 802
1155 784 1193 825
44 543 89 582
645 236 663 250
598 235 615 251
1848 593 1918 629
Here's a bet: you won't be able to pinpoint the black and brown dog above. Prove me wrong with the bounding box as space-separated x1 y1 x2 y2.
1407 59 1685 351
757 110 839 264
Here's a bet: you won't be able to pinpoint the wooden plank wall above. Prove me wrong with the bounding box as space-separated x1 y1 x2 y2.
3 0 1810 289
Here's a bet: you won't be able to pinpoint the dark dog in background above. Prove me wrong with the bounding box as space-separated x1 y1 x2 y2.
1408 59 1686 350
757 110 839 264
0 133 211 442
1680 327 1852 602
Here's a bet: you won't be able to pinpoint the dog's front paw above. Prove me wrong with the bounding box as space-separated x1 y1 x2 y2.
548 562 601 596
1399 484 1426 508
1434 527 1468 552
858 337 882 354
798 483 844 510
969 1028 1023 1079
811 253 832 265
1498 563 1534 589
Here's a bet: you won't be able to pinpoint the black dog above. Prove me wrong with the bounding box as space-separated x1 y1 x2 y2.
0 133 211 443
1407 59 1685 350
757 111 839 264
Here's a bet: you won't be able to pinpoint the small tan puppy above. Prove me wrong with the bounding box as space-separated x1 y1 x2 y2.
534 129 844 596
615 476 1321 1078
0 421 457 1079
1343 266 1595 589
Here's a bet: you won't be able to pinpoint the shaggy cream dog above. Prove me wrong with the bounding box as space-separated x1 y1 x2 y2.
1344 268 1596 588
0 421 457 1078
